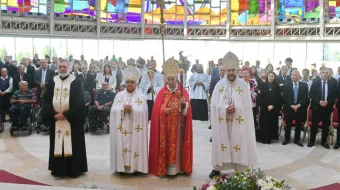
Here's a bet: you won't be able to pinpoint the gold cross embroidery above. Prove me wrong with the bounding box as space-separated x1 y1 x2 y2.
219 86 224 94
123 148 129 154
219 117 224 123
221 144 227 151
56 129 62 139
55 88 60 100
117 99 124 105
236 116 244 124
117 124 122 132
135 98 142 105
135 125 142 132
62 88 69 100
134 152 139 159
122 130 129 136
65 130 70 136
235 86 243 94
233 145 241 152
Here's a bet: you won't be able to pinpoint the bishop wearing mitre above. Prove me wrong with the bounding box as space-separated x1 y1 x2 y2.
149 58 193 177
110 65 148 174
209 52 257 179
42 60 87 177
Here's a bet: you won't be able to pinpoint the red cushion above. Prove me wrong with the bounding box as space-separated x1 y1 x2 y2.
283 120 304 125
333 107 339 123
333 123 339 128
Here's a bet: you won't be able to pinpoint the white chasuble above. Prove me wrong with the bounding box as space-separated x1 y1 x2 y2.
188 73 210 99
52 75 76 157
210 77 257 169
110 89 148 173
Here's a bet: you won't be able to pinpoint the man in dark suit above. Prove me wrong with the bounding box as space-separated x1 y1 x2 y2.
208 65 226 140
21 57 35 83
334 79 340 149
34 59 55 101
4 56 18 78
190 59 200 73
77 64 96 103
308 68 338 149
282 70 309 147
13 65 32 92
211 58 223 78
276 65 291 86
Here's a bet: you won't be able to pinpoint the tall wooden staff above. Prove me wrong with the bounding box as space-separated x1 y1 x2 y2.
179 68 185 128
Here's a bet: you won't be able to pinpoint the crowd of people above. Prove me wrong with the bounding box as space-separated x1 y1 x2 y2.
0 52 339 180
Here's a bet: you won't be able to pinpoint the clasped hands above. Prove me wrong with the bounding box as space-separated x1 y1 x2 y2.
320 101 328 107
290 104 300 112
227 104 235 114
124 104 132 114
195 82 203 86
268 105 274 111
165 97 186 114
54 113 66 120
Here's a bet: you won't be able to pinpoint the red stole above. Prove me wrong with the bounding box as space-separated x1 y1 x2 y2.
149 84 193 176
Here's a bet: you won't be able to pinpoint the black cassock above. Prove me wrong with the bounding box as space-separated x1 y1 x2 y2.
42 76 88 177
257 82 281 143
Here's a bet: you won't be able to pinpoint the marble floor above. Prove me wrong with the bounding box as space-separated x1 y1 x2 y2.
1 120 340 190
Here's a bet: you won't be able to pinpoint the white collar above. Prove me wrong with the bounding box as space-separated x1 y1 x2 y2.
166 83 178 93
1 75 8 79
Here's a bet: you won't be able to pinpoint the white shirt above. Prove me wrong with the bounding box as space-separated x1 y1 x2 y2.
41 69 47 83
333 73 340 81
300 79 313 92
0 75 13 93
321 80 328 101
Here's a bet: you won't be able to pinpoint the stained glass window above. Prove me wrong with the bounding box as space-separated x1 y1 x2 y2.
230 0 271 25
101 0 141 23
277 0 320 24
186 0 227 25
144 0 184 24
54 0 95 18
1 0 47 14
328 0 340 21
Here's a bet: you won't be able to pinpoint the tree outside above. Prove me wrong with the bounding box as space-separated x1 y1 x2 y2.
0 48 8 61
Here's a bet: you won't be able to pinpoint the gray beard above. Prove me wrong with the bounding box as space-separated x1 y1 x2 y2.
59 72 68 77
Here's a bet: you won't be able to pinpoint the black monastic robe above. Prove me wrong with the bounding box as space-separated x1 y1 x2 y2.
42 75 88 177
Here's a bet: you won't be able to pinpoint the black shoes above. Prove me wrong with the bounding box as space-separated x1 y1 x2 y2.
334 143 340 149
322 143 330 149
208 125 211 129
294 141 304 147
307 142 315 147
209 170 220 179
282 140 289 145
210 137 212 142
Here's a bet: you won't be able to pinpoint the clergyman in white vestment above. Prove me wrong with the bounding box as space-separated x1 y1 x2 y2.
110 65 148 174
209 52 257 179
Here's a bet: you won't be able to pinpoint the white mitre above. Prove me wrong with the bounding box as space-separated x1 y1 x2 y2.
222 51 239 69
123 65 140 81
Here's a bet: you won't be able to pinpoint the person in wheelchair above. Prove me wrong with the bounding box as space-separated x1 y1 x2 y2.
88 82 115 131
9 81 36 129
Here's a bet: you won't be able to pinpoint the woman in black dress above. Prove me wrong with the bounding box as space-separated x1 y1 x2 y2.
258 72 281 144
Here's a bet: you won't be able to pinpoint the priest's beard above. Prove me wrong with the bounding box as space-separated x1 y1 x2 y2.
227 74 237 81
59 72 69 78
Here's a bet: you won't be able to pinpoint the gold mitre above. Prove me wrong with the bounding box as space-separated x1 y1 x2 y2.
163 58 180 77
123 65 140 82
223 51 239 69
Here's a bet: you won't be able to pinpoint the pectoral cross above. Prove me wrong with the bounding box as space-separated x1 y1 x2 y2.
134 152 139 159
135 98 142 105
117 124 123 132
117 99 124 105
233 145 241 152
122 130 129 136
135 125 142 132
56 129 62 139
218 117 224 123
221 144 227 151
236 116 244 124
235 86 243 94
219 86 224 94
123 148 129 154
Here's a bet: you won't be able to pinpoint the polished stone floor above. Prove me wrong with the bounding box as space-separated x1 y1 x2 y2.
1 120 340 190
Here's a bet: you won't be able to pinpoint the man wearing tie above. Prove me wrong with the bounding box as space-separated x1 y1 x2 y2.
34 59 55 103
282 70 309 147
77 64 96 103
308 68 337 149
13 65 32 92
277 66 291 86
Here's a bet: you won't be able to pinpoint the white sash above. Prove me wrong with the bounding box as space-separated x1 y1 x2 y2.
52 75 76 157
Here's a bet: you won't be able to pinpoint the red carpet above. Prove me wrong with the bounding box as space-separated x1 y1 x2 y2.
311 183 340 190
0 170 49 186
